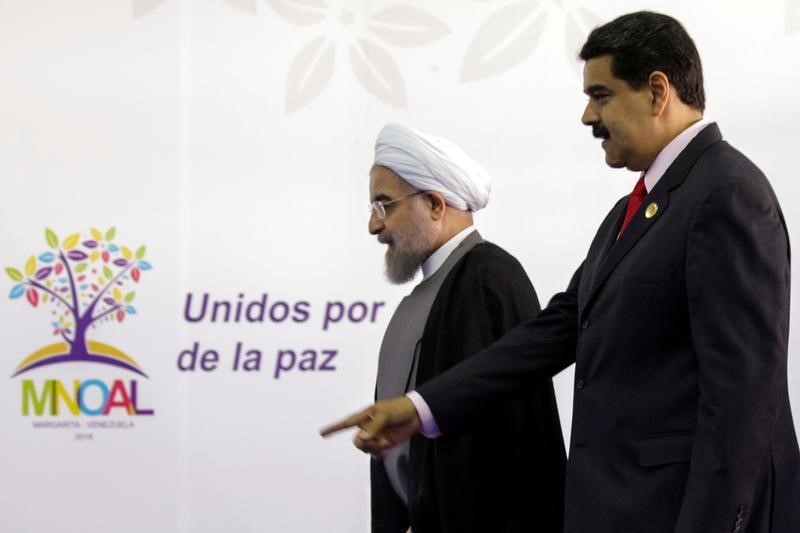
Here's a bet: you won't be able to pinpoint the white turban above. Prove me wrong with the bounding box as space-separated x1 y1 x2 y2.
373 123 491 212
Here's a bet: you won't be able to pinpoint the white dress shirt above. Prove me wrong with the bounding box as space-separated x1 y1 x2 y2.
421 225 477 279
643 118 710 192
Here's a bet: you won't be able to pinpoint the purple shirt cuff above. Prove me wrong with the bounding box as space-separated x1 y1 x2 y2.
406 391 441 438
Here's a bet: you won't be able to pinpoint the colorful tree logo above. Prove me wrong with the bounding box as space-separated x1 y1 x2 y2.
6 228 152 377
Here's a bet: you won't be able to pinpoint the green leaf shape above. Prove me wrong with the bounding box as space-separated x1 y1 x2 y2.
135 245 146 260
124 292 136 303
45 228 59 249
62 234 80 250
75 263 88 273
103 266 113 280
6 267 23 282
105 227 116 242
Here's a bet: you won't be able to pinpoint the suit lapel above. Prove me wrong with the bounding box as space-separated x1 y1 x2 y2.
581 123 723 314
581 199 627 302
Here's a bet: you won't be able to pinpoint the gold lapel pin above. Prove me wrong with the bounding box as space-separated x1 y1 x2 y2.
645 202 659 219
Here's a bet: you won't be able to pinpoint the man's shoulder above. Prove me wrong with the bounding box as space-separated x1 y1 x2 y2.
702 139 764 177
674 123 764 188
691 139 775 202
463 241 522 266
454 241 530 283
433 241 538 319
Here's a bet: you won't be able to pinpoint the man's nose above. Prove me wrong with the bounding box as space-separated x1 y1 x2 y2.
368 211 383 235
581 101 598 125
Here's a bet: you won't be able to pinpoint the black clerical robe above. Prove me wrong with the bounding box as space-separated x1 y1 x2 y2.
372 241 566 533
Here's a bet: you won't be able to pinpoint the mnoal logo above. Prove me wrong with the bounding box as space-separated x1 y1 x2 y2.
6 227 155 418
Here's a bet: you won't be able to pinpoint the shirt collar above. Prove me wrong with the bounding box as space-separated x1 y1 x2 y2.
422 226 476 279
643 119 710 192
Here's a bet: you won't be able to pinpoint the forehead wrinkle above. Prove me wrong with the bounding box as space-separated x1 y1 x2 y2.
370 167 413 203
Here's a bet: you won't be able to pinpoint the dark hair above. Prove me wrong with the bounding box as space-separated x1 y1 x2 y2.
579 11 705 111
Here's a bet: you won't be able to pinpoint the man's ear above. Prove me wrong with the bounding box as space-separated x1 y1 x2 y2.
648 70 670 116
426 192 447 221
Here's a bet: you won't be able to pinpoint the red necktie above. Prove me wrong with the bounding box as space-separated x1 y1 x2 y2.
618 176 647 235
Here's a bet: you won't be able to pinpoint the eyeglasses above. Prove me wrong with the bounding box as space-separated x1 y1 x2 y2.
369 191 425 220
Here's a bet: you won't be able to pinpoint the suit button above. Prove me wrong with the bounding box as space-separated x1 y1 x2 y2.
576 379 585 390
581 319 590 330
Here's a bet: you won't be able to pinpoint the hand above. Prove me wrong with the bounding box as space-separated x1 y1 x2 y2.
319 396 422 457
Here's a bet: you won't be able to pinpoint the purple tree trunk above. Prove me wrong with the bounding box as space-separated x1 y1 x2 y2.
67 315 91 359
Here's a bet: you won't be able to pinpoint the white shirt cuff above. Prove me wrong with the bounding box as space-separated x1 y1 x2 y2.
406 391 442 438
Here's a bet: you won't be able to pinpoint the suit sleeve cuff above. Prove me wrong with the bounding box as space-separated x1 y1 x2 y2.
406 391 442 438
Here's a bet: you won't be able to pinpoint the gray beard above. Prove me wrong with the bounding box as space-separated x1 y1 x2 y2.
384 245 429 284
379 199 436 285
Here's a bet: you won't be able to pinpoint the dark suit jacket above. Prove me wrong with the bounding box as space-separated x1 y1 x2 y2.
418 124 800 533
372 242 566 533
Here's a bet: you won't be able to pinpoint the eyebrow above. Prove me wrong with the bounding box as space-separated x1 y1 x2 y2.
584 84 611 96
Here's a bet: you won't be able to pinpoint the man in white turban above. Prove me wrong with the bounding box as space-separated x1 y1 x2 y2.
365 123 565 533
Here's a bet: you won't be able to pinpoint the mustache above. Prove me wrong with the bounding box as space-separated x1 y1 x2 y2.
592 124 610 139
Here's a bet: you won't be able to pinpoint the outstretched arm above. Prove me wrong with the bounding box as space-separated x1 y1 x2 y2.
321 262 584 453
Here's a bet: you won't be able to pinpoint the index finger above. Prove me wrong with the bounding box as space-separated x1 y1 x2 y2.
319 408 370 437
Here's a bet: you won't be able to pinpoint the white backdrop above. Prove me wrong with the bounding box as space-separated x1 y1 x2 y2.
1 1 798 532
